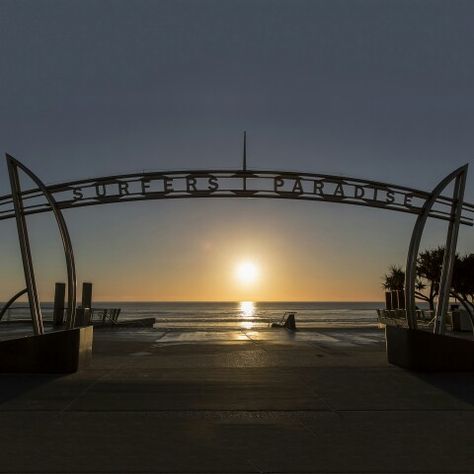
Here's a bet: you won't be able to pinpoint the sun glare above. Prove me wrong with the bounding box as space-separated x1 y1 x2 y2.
240 301 256 317
235 261 260 285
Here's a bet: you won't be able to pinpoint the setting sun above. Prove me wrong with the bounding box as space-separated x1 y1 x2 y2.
235 261 260 285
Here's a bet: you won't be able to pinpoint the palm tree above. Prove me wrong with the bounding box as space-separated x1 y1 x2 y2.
416 247 445 310
382 265 405 310
381 247 449 310
382 248 474 333
382 265 405 291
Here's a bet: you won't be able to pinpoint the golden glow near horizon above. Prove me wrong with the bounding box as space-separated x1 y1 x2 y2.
0 202 408 303
235 261 260 286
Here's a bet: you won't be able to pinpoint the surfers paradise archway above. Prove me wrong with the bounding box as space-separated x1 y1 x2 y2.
0 148 472 341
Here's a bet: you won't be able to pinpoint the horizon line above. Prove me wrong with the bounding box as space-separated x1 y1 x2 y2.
6 299 386 304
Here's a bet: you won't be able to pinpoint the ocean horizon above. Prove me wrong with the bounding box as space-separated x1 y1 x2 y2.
2 301 389 328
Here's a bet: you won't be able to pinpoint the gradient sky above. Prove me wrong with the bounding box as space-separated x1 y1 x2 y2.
1 0 474 302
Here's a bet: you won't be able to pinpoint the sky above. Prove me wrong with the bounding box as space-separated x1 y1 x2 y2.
0 0 474 302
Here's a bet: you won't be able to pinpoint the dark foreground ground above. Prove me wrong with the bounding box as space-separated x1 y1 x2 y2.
0 327 473 474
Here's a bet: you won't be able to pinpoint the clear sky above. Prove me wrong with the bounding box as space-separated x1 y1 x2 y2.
1 0 474 302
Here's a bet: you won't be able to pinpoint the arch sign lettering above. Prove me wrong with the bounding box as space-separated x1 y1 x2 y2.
0 149 472 338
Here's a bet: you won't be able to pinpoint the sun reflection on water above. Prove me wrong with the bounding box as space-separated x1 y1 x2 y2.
240 301 256 317
239 301 256 329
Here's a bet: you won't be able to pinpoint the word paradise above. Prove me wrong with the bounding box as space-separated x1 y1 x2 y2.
67 173 422 211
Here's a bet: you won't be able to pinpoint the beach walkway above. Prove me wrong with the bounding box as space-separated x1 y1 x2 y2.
0 327 473 473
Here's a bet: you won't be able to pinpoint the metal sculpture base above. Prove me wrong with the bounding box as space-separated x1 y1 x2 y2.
386 326 474 372
0 326 93 373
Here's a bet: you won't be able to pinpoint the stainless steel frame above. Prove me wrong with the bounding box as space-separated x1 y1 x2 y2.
6 154 77 332
2 153 472 336
433 167 467 334
405 165 468 331
0 287 27 322
0 169 472 224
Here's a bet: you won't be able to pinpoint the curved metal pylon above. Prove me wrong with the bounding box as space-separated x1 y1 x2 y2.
405 164 468 332
6 154 77 332
0 288 27 321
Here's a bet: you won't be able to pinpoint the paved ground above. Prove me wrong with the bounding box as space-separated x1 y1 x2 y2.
0 327 473 473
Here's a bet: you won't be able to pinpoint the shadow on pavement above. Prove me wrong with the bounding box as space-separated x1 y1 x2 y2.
416 372 474 406
0 374 63 405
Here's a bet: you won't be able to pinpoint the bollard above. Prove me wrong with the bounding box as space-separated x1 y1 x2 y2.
53 283 66 326
397 290 406 310
81 282 93 325
385 291 393 310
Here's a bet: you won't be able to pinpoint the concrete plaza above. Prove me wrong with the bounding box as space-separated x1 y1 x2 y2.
0 327 473 473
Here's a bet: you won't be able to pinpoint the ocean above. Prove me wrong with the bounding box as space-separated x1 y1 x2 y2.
2 301 382 328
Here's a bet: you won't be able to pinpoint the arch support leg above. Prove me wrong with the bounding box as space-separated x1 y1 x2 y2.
6 154 77 332
405 164 468 331
7 160 44 335
434 172 466 334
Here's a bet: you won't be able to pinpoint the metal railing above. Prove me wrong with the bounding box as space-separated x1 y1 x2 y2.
0 306 55 322
376 309 455 330
0 306 122 325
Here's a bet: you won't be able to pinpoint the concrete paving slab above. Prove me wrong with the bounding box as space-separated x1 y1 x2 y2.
0 327 472 473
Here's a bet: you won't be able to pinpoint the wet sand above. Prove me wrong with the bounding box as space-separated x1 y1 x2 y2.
0 326 473 473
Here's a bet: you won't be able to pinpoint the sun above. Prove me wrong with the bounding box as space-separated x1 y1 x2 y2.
235 261 260 285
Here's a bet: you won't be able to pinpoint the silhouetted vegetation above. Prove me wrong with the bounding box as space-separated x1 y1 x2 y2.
416 247 445 310
382 265 405 292
383 247 474 326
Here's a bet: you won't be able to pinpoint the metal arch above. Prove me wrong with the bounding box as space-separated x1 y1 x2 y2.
7 158 44 335
6 154 77 330
0 168 473 225
405 164 468 330
1 156 472 334
434 168 467 334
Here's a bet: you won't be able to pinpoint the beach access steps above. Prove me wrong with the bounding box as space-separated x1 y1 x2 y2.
270 312 297 330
